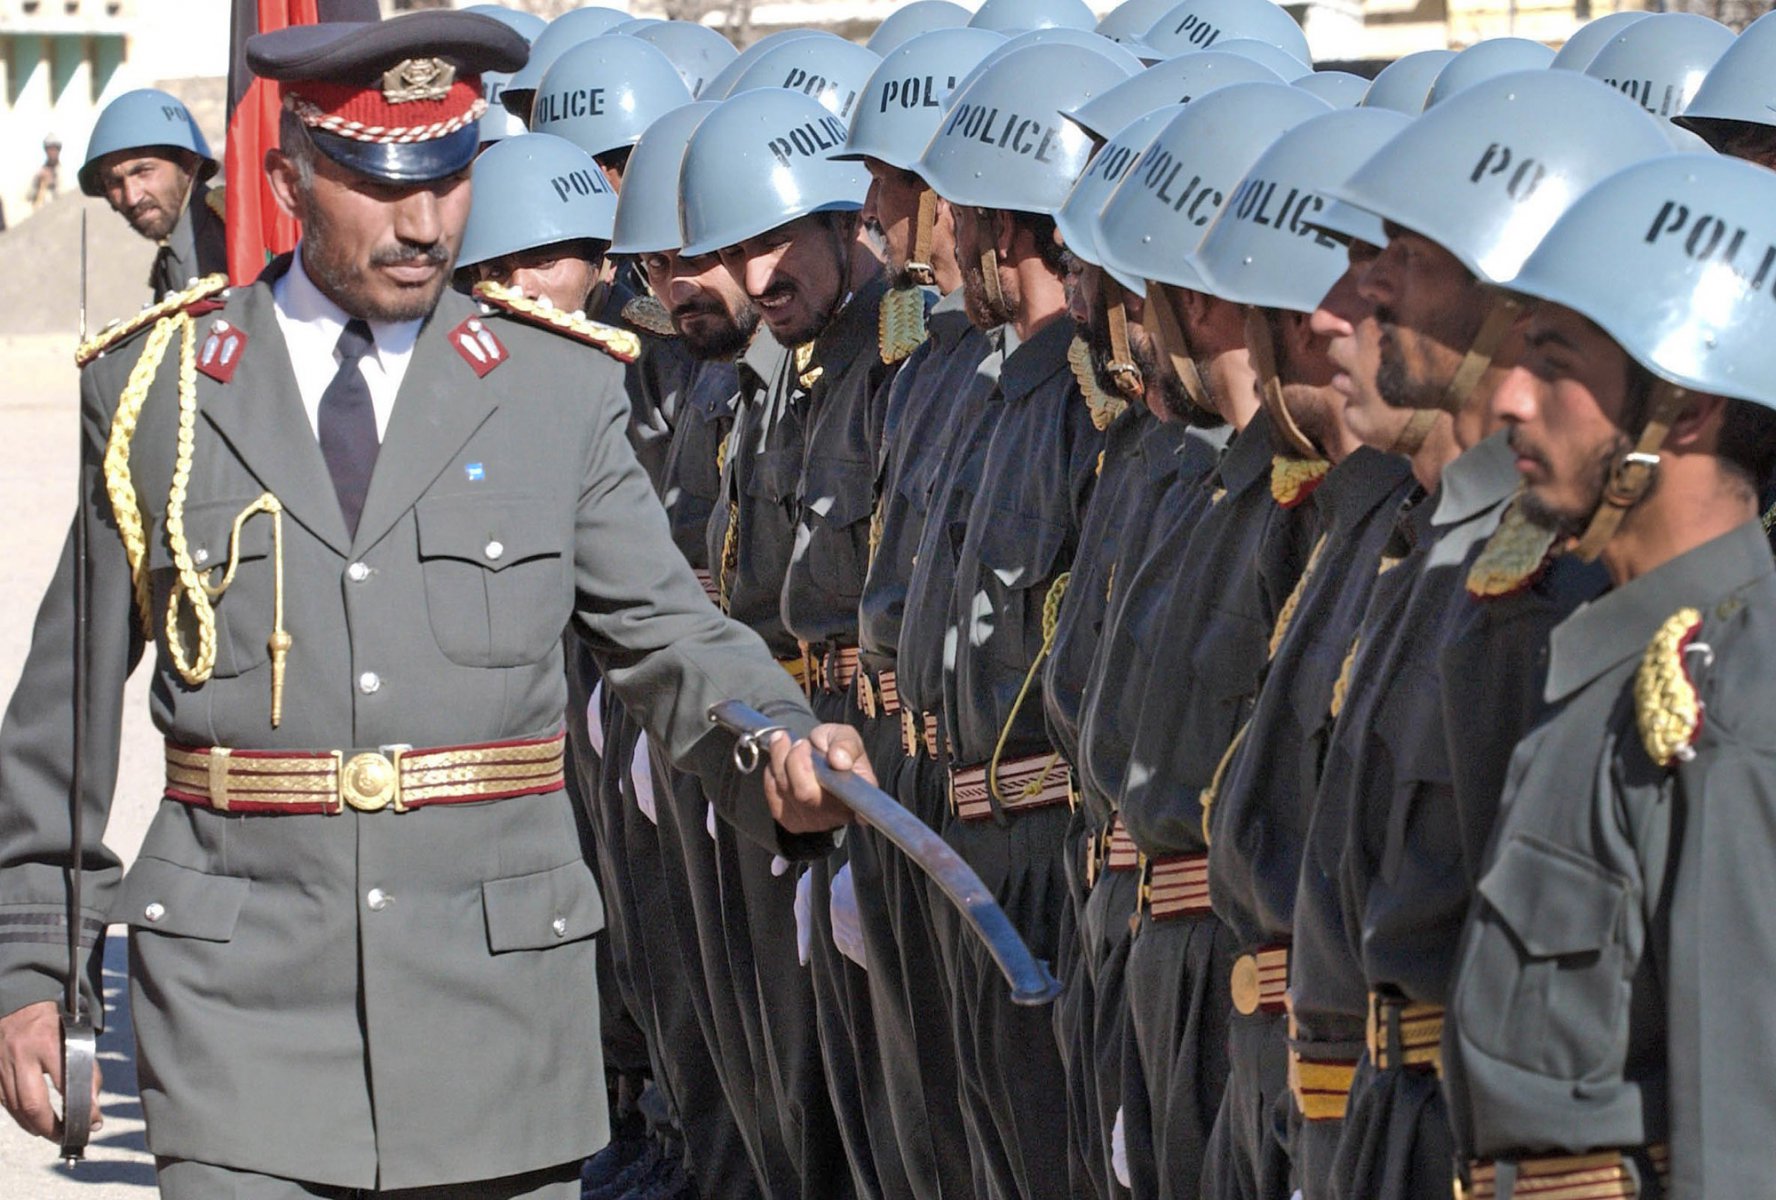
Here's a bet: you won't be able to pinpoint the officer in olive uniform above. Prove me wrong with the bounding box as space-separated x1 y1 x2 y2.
1088 82 1331 1200
1318 75 1667 1200
1447 152 1776 1200
78 88 227 301
1186 109 1420 1200
839 27 1003 1200
0 14 867 1198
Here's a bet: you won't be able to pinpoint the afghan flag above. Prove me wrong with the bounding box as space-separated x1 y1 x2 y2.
224 0 379 284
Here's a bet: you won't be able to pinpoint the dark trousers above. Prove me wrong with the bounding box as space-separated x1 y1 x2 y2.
1083 861 1148 1199
1203 1008 1292 1200
1294 1110 1347 1200
1123 910 1239 1200
155 1158 581 1199
1329 1058 1453 1200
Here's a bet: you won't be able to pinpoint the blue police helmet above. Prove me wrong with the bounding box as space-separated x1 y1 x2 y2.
80 88 218 196
457 132 618 269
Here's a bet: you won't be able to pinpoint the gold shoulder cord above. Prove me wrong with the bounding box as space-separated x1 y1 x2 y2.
1199 721 1250 846
879 285 928 365
472 280 641 362
1466 492 1558 600
1328 636 1361 721
715 434 739 614
102 300 292 726
1067 336 1127 433
987 572 1070 808
1635 607 1705 768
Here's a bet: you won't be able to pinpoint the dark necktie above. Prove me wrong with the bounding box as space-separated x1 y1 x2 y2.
318 318 379 537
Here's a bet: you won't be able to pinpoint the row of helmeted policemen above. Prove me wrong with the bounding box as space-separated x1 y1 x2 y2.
204 2 1774 1199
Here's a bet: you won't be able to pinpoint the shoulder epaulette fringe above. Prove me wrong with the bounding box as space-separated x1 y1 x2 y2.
621 294 677 339
77 273 230 367
1270 455 1330 509
1636 607 1706 767
473 280 641 363
879 285 928 364
1466 493 1558 601
1067 336 1127 431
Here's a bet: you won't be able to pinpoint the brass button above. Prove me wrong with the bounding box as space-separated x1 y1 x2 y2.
144 902 166 923
1231 954 1261 1016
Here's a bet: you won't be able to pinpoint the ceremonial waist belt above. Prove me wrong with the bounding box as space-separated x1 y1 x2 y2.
857 667 902 719
1139 852 1212 921
1366 991 1444 1076
693 568 722 609
949 752 1072 822
901 710 940 759
796 641 860 695
1288 1050 1357 1123
1085 813 1141 887
165 733 567 816
1231 945 1290 1016
1459 1147 1669 1200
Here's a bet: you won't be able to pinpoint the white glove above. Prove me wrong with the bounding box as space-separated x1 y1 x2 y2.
585 681 606 758
1112 1105 1131 1189
830 862 867 970
794 869 813 967
629 732 657 826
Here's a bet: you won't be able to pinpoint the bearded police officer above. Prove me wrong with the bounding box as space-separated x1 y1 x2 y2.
1446 152 1776 1200
79 88 227 301
0 13 868 1198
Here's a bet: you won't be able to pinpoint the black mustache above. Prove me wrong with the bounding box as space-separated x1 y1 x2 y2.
371 243 449 268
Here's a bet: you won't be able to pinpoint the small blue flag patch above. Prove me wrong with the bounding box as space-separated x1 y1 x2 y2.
465 462 485 482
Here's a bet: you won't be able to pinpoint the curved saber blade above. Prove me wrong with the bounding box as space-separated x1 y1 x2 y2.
709 700 1062 1006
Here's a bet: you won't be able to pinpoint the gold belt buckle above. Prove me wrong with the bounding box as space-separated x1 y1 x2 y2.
338 745 408 813
859 670 877 718
902 710 920 758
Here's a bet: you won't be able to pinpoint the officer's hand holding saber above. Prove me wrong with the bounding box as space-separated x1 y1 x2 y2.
717 701 1064 1007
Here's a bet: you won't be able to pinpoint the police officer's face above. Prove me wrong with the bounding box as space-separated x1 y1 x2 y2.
96 150 195 242
1361 225 1492 414
473 241 604 312
1493 301 1635 534
717 213 850 345
861 160 929 284
1313 240 1411 450
642 248 759 361
272 149 471 323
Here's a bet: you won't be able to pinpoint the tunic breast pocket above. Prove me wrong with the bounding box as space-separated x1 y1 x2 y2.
416 493 569 668
150 497 276 679
797 457 875 597
972 507 1069 670
1462 833 1631 1082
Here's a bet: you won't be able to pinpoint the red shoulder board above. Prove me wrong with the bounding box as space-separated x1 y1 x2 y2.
195 318 249 383
448 316 509 378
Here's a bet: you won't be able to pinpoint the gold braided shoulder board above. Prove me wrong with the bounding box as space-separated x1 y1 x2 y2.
472 281 640 363
1271 455 1330 509
621 294 677 339
1067 336 1127 432
1467 493 1559 600
879 285 928 365
77 273 231 367
1635 607 1705 768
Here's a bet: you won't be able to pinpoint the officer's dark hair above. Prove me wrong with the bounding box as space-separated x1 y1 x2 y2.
279 108 318 193
1622 356 1776 502
973 207 1065 276
594 145 633 176
1688 118 1776 170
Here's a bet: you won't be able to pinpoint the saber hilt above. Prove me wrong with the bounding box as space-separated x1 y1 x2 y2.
709 700 1061 1006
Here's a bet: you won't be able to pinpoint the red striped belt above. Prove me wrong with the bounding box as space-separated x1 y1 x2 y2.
1288 1051 1357 1122
1139 852 1212 920
1367 992 1444 1075
1231 945 1289 1015
857 667 902 718
901 710 940 759
800 642 860 694
1086 813 1140 886
1460 1147 1669 1200
949 752 1072 822
165 733 567 815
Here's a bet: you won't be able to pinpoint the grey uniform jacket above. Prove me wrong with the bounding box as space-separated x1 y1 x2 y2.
1446 520 1776 1198
0 262 820 1190
149 183 228 302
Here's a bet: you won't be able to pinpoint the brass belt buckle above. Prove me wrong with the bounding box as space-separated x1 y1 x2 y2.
859 670 877 718
338 745 409 813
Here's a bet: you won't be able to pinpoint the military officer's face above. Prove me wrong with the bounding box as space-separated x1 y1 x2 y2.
94 149 195 242
717 213 852 346
270 148 471 323
473 239 605 312
1361 224 1493 414
1255 306 1347 458
951 206 1016 330
641 248 760 361
861 160 935 287
1313 240 1414 450
1494 301 1637 534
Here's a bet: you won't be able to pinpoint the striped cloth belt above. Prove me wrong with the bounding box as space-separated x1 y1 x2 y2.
1460 1147 1669 1200
857 667 902 718
1366 991 1444 1075
901 710 940 759
1085 813 1140 886
799 642 860 694
1288 1050 1357 1123
165 733 567 816
1139 852 1212 920
692 568 722 609
948 752 1072 822
1231 945 1289 1015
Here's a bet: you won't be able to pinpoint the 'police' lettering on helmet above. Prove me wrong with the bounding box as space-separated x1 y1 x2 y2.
1137 147 1222 224
1644 200 1776 299
1226 177 1336 246
1082 141 1141 187
942 103 1062 164
1597 76 1685 119
1468 143 1546 204
1168 13 1223 50
768 113 852 168
532 87 607 124
878 74 960 113
551 166 614 204
782 68 861 119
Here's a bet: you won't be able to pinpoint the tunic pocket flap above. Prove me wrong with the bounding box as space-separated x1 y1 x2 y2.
975 508 1067 589
800 457 875 528
111 858 248 941
417 493 561 572
483 860 605 952
1477 835 1626 959
148 496 274 572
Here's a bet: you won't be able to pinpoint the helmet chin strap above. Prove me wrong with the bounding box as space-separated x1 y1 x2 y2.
1104 287 1146 401
1243 306 1321 460
905 187 939 287
1438 292 1522 415
1143 280 1213 418
1387 407 1441 456
1569 379 1690 562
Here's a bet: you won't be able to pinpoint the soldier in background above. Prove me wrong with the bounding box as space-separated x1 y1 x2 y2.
78 92 226 300
26 134 60 213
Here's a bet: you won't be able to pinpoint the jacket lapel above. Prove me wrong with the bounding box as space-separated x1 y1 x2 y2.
350 291 502 554
198 280 354 557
